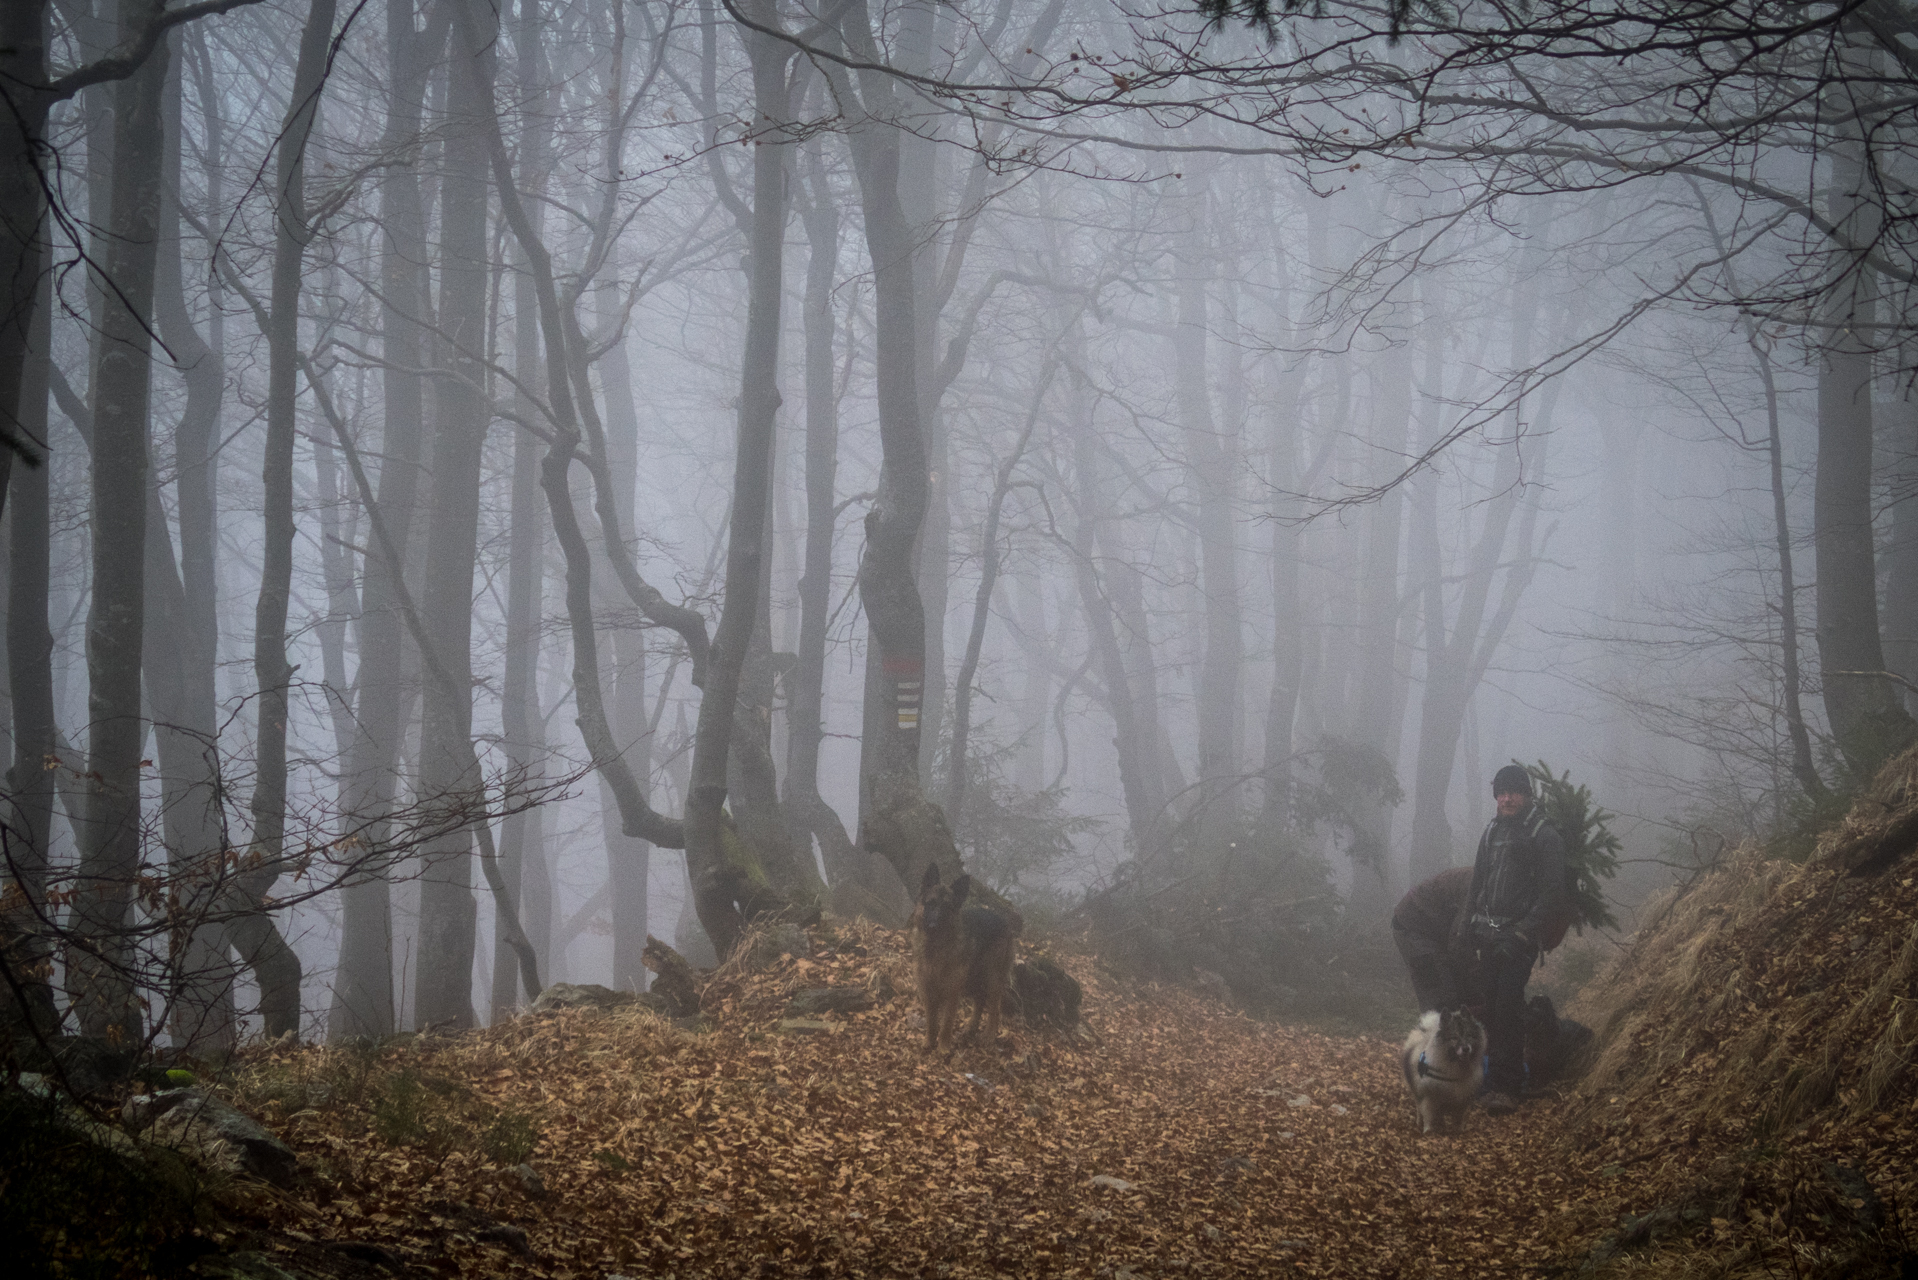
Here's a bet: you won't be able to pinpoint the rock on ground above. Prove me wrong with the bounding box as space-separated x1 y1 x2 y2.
124 1088 299 1186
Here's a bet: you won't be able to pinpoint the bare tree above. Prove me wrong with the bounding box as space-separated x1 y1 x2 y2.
242 0 337 1041
68 0 173 1043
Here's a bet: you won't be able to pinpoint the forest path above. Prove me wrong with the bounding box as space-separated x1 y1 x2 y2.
247 936 1602 1278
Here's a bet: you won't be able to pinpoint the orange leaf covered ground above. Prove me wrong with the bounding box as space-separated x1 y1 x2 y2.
229 929 1609 1278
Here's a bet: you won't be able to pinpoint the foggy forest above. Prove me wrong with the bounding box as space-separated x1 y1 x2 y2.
4 3 1918 1269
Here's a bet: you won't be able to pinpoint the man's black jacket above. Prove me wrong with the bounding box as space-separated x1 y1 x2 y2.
1462 803 1569 948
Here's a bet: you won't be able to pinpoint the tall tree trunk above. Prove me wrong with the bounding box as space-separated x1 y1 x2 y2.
597 303 655 991
814 5 958 891
0 0 53 496
896 0 945 785
1107 539 1184 816
781 138 874 914
1014 574 1048 790
1814 105 1913 767
4 256 58 1037
1260 343 1305 830
1813 278 1910 767
1174 215 1243 840
149 48 235 1051
1766 352 1823 794
413 0 493 1031
1345 319 1414 916
484 0 559 1017
684 0 795 959
243 0 335 1040
947 359 1053 822
328 0 442 1043
1884 394 1918 721
70 0 170 1043
1066 389 1165 859
491 315 548 1016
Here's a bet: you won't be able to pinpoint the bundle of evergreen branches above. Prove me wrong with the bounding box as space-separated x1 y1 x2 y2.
1524 760 1621 936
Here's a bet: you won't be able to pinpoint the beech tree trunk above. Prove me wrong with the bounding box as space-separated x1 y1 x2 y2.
328 0 443 1042
4 265 57 1037
146 52 236 1051
1174 213 1243 841
0 0 53 494
1885 394 1918 722
241 0 334 1041
1259 306 1305 831
1344 318 1414 915
822 1 966 893
782 136 875 913
412 0 495 1031
684 0 796 960
598 303 655 991
1814 67 1915 770
947 358 1054 822
1066 384 1167 859
71 0 169 1043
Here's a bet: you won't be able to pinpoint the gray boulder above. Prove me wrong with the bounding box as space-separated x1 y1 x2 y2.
783 987 874 1018
739 923 812 972
530 982 638 1013
124 1088 298 1186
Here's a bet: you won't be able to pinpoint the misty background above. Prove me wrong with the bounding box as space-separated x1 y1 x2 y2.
3 0 1913 1047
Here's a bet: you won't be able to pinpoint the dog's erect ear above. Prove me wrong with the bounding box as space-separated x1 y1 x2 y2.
950 873 972 905
920 863 942 894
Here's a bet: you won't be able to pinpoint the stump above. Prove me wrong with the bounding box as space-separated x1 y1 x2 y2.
642 936 703 1018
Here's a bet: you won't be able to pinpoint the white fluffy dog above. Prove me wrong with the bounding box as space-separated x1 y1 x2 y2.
1401 1009 1487 1135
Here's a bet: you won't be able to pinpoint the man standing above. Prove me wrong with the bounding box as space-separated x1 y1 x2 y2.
1465 764 1569 1116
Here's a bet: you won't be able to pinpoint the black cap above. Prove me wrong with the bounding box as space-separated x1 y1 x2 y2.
1492 764 1533 796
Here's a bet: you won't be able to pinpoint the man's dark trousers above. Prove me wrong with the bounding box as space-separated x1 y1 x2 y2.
1481 939 1536 1094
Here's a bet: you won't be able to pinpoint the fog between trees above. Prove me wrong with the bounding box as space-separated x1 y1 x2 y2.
2 0 1915 1049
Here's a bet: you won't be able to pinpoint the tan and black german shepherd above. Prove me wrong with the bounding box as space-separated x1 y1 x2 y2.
910 864 1015 1053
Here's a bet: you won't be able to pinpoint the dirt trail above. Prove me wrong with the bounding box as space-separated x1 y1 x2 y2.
233 742 1918 1279
240 939 1598 1278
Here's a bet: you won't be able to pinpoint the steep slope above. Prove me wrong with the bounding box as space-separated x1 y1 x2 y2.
1552 747 1918 1277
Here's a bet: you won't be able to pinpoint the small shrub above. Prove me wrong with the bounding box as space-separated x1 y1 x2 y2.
368 1066 433 1143
481 1109 540 1166
320 1036 384 1107
371 1068 511 1170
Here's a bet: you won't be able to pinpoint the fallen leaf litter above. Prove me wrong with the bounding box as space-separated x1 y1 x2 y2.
234 927 1608 1277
